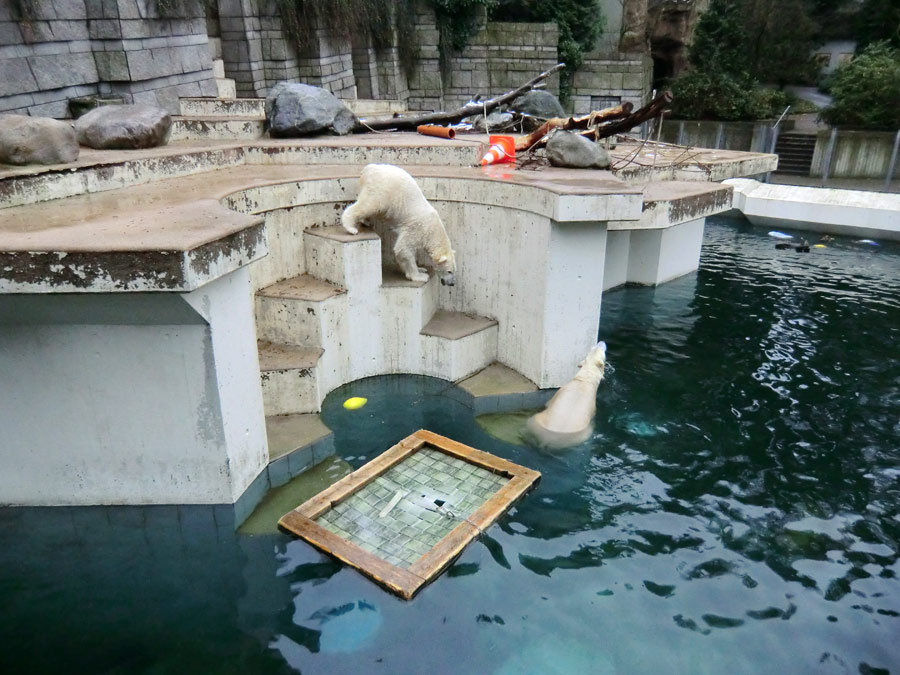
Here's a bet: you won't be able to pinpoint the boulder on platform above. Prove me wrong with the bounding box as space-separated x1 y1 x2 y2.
0 114 79 165
546 130 611 169
471 111 514 132
266 82 357 137
510 90 565 119
74 105 172 150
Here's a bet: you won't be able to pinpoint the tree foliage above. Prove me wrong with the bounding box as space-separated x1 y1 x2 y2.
854 0 900 51
671 0 819 120
821 41 900 129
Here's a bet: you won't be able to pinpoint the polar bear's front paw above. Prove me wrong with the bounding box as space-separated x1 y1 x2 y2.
343 225 359 235
408 271 430 283
417 266 428 274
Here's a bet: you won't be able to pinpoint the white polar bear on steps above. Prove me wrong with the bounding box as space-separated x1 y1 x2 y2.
341 164 457 285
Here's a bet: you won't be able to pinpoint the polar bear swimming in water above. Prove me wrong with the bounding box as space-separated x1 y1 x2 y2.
341 164 456 286
526 341 607 450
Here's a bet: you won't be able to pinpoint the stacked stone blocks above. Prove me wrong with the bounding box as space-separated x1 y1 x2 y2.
0 0 216 117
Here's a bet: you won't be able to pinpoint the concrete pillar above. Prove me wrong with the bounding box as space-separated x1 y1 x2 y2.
0 267 268 506
626 218 706 286
539 222 609 387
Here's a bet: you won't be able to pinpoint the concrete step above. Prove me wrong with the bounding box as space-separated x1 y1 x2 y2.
216 78 236 99
379 266 439 373
256 274 346 348
170 115 266 141
303 225 382 290
420 310 499 381
179 96 266 117
258 341 324 415
264 413 335 487
347 99 408 116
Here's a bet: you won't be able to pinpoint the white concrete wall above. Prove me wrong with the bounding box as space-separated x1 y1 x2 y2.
726 179 900 241
604 230 631 290
0 270 268 506
436 200 553 386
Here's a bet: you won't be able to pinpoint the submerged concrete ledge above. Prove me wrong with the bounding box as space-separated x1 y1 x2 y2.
726 179 900 241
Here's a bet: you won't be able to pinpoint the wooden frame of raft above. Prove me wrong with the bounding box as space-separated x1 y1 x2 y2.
278 429 541 599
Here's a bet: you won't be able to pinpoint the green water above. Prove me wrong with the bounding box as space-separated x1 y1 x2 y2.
1 218 898 674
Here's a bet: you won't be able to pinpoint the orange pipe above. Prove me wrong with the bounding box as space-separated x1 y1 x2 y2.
417 125 456 139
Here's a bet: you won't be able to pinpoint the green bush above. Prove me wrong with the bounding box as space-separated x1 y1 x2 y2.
821 42 900 129
670 71 792 121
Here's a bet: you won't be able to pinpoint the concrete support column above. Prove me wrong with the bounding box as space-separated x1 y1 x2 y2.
603 217 706 290
0 268 268 506
538 222 608 388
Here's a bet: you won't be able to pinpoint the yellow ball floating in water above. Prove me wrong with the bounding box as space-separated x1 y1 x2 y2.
343 396 368 410
814 244 827 248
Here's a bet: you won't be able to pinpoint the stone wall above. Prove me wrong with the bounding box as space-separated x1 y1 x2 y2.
407 12 559 111
1 0 651 117
407 5 443 110
571 50 653 114
442 22 559 110
0 0 217 117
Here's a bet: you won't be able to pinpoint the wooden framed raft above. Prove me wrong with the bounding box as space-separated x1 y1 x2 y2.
278 429 541 599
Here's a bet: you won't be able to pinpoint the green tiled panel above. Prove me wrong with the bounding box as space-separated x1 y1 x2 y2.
316 446 508 568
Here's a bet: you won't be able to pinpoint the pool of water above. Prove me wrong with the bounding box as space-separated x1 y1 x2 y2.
2 217 898 674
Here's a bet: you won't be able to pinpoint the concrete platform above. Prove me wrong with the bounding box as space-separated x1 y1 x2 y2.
612 142 777 184
265 413 332 462
727 178 900 241
421 310 498 340
457 362 539 397
257 274 345 301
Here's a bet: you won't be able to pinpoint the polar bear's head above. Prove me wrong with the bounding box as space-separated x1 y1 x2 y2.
434 250 456 286
575 341 607 383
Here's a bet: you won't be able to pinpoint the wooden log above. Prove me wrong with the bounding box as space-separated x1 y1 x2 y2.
353 63 565 132
514 102 635 151
522 92 672 151
592 91 673 140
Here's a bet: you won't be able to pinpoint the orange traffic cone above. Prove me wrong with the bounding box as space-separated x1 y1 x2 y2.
479 135 516 166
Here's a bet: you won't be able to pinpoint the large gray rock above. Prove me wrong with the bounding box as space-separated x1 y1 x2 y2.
0 114 79 165
471 111 514 132
510 90 566 119
266 82 357 137
74 105 172 150
545 130 611 169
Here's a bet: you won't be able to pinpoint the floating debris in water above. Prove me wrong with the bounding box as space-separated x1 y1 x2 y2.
855 239 879 246
768 231 793 239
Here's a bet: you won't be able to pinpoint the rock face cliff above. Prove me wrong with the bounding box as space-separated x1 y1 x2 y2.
648 0 709 84
620 0 651 53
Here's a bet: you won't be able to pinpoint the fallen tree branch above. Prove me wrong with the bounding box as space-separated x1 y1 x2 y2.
353 63 566 133
522 92 673 152
514 102 635 151
591 91 673 140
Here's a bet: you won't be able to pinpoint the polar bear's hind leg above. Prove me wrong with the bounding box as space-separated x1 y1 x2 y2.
340 202 362 235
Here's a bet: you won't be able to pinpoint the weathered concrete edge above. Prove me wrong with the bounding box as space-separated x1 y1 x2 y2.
0 147 247 210
0 221 267 293
726 178 900 241
608 183 734 231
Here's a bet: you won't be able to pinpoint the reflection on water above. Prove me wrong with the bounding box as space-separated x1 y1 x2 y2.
1 218 898 674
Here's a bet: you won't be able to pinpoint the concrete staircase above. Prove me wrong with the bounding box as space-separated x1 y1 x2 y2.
253 224 498 417
775 133 817 176
173 96 408 142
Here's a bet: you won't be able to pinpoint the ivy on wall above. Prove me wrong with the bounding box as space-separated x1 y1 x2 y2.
276 0 420 78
